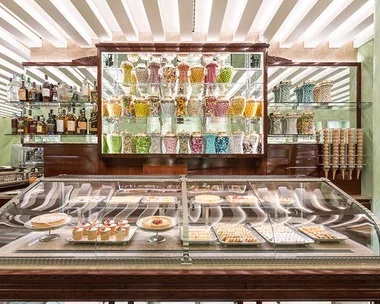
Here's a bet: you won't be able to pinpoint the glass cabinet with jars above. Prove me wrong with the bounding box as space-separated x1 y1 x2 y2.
98 44 267 157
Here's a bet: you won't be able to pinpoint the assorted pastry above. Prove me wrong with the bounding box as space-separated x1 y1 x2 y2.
142 196 177 203
254 223 312 244
185 228 216 242
226 195 258 205
188 184 246 193
298 225 338 240
213 223 260 244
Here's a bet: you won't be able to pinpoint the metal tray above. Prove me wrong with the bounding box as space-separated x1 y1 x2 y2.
66 226 138 244
252 224 314 246
212 224 266 246
296 225 348 243
180 226 218 244
108 196 142 204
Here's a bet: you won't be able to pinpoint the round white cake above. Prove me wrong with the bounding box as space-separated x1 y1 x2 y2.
31 213 68 228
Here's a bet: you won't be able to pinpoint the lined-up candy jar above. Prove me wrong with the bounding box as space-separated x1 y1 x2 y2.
162 64 176 83
147 95 160 117
203 94 217 117
107 97 123 117
218 65 234 83
177 62 190 83
244 98 263 117
297 112 315 135
229 96 246 116
295 86 304 103
178 132 190 154
190 132 203 154
269 112 285 135
205 61 218 83
215 132 229 154
285 112 300 135
135 64 149 83
215 96 230 117
149 132 162 154
134 98 149 117
120 61 134 86
243 133 259 154
122 131 133 153
190 65 205 83
319 80 333 103
148 61 161 83
279 79 291 103
161 96 176 117
164 132 177 153
301 81 316 103
273 85 280 103
187 97 203 117
121 95 134 117
204 132 217 154
135 133 151 154
312 85 320 103
231 131 244 154
106 132 122 153
176 95 188 117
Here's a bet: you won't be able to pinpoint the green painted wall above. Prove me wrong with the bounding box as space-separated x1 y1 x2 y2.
0 117 20 166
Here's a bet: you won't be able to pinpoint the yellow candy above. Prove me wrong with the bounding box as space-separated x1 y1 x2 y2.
134 99 149 117
229 97 246 116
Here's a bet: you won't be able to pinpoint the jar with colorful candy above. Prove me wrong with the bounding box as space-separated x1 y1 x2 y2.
120 61 134 86
147 95 161 117
175 95 188 117
215 132 229 154
297 112 315 135
162 65 176 83
301 81 316 103
269 112 285 135
205 61 218 83
203 92 217 117
149 132 162 154
190 66 205 83
178 132 190 154
106 132 122 153
134 98 149 117
177 62 190 83
231 131 244 154
121 131 133 153
187 97 203 117
244 98 262 117
164 132 177 153
243 133 259 154
217 65 234 83
229 96 246 116
135 133 151 154
190 132 203 154
215 96 230 117
107 97 123 117
204 132 217 154
161 96 176 117
135 64 149 83
148 61 161 84
121 95 134 117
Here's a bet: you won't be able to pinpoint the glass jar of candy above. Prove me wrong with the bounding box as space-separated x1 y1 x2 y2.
301 81 316 103
273 85 280 103
204 132 217 154
231 131 244 154
147 95 161 117
190 65 205 83
120 61 134 86
106 132 122 153
178 132 190 154
187 97 203 116
215 132 229 154
217 65 234 83
148 61 161 84
203 95 217 117
190 132 203 154
135 64 149 83
269 112 285 135
205 61 218 83
149 132 162 154
285 112 300 135
177 62 190 83
319 80 333 103
243 133 260 154
175 95 188 117
107 97 123 117
134 98 149 117
162 65 176 83
161 96 176 117
135 133 151 154
295 86 304 103
214 96 230 117
279 79 291 103
164 132 177 153
121 94 134 117
229 96 246 116
297 112 315 135
121 131 133 154
244 98 263 117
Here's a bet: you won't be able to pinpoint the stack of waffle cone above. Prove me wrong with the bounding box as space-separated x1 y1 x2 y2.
322 129 330 178
357 129 363 179
339 129 347 180
331 129 340 180
347 128 355 180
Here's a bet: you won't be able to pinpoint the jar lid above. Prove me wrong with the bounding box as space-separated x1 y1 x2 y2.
303 80 315 85
320 79 333 85
178 131 190 136
135 98 147 103
217 132 228 137
136 132 147 137
120 61 133 68
149 132 161 136
191 132 202 137
135 64 147 69
280 79 291 84
190 65 204 70
233 131 244 135
165 132 176 137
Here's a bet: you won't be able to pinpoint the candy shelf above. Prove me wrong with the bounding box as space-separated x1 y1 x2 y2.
5 101 97 108
268 102 371 110
6 134 98 144
268 134 316 144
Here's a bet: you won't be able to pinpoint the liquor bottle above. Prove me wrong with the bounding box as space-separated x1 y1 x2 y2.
28 116 37 135
71 86 79 102
42 75 50 102
37 115 46 134
30 82 38 102
7 77 12 101
46 110 56 135
81 78 90 102
17 110 25 135
77 108 87 134
52 84 58 102
89 105 98 135
90 81 98 103
37 85 43 101
26 76 32 93
11 113 18 135
66 108 76 135
10 74 21 101
18 80 28 101
56 109 66 135
58 82 69 102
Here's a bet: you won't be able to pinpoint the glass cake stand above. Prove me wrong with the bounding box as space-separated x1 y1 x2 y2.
136 217 177 243
24 216 72 242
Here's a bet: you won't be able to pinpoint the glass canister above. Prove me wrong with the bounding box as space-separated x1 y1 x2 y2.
205 61 218 83
204 132 217 154
106 132 122 153
148 61 161 84
161 96 176 117
313 85 320 103
218 65 234 83
147 95 161 117
164 132 177 153
135 64 149 83
58 82 69 101
178 132 190 154
243 133 259 154
295 86 304 103
162 65 176 83
190 132 203 154
319 80 333 103
134 98 149 117
229 96 246 116
120 61 134 86
214 96 230 117
122 131 133 154
301 81 316 103
135 133 151 154
297 112 315 135
190 66 205 83
203 95 217 117
107 97 123 117
285 112 300 135
244 98 263 117
175 95 188 117
187 97 203 116
273 85 280 103
279 79 291 103
177 62 190 83
215 132 229 154
149 132 162 154
269 112 284 135
231 131 244 154
121 95 134 117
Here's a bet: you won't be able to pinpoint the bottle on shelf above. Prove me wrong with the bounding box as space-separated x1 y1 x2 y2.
18 79 28 102
28 116 37 135
30 82 38 102
9 74 21 101
90 81 98 103
42 74 50 102
56 109 66 135
77 108 87 134
17 110 26 135
11 113 18 135
37 85 43 101
66 108 76 135
81 78 90 102
89 105 98 135
46 110 56 135
58 82 69 102
71 86 80 102
7 77 12 101
37 115 47 134
51 83 58 102
26 76 32 93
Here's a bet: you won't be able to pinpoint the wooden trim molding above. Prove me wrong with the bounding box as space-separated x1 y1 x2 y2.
22 56 97 67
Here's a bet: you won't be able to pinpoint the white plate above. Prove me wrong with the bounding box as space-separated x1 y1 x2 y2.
24 215 72 232
226 195 258 205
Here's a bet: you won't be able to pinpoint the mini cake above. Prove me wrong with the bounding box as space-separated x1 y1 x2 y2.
115 226 126 241
141 216 172 229
80 221 91 235
31 213 68 228
124 223 130 236
72 226 83 241
194 194 221 205
87 227 98 241
103 218 115 226
90 220 100 228
109 223 117 235
118 219 128 227
99 226 111 241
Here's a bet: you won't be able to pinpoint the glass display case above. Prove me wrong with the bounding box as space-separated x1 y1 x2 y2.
98 44 266 156
0 175 379 266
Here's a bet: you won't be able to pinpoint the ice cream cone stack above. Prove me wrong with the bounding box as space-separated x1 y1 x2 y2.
347 129 355 180
322 129 330 179
356 129 363 180
331 129 340 180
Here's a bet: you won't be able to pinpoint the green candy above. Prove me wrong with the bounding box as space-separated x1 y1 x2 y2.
107 134 122 153
218 67 234 83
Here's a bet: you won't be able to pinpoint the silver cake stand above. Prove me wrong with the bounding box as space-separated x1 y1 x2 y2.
24 216 72 242
136 217 177 243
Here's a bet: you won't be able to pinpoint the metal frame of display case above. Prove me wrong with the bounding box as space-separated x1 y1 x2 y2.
96 43 269 158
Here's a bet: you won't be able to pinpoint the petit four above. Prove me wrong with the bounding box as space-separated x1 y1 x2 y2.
298 226 337 240
99 226 111 241
115 226 126 241
80 221 90 235
214 223 259 243
72 226 83 240
109 223 117 235
118 219 129 227
87 227 98 240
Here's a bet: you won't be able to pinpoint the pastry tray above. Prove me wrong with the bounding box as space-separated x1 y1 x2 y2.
226 195 258 206
191 198 224 205
188 185 246 194
296 225 348 243
141 196 178 204
260 196 294 206
180 226 218 244
66 226 138 244
108 196 142 204
212 224 266 246
252 224 315 246
66 196 107 204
